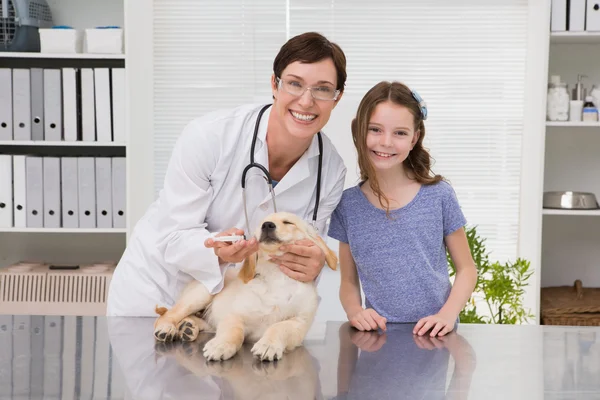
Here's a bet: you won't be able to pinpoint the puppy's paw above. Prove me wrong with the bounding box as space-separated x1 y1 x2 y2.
203 338 239 361
251 337 285 361
154 321 178 342
177 316 209 342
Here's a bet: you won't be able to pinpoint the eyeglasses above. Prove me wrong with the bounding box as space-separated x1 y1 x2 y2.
276 77 341 101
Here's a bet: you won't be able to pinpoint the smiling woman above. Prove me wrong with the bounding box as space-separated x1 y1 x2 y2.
106 32 349 318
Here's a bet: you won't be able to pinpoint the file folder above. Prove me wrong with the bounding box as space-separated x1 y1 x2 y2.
0 155 12 227
0 316 12 399
12 315 31 399
29 315 45 398
95 157 113 228
43 316 62 398
13 155 26 227
43 157 61 228
0 68 12 140
12 69 31 141
26 156 44 228
61 157 79 228
30 68 44 141
62 68 79 142
44 69 62 141
111 68 126 143
111 157 126 228
94 68 112 142
78 157 96 228
81 68 96 142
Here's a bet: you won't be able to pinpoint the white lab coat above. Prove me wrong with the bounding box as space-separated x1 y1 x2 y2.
107 103 347 316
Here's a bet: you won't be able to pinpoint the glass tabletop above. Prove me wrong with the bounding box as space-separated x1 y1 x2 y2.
1 315 599 399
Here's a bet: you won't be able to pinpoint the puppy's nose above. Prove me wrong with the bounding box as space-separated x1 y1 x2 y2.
261 221 276 231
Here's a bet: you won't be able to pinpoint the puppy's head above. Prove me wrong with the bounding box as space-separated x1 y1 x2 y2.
239 211 338 283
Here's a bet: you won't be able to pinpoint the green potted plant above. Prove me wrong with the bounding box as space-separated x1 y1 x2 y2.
447 226 534 324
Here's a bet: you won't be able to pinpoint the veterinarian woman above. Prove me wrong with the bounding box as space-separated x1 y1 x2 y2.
106 32 348 316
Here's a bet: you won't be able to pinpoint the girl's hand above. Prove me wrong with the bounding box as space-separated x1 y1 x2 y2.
350 330 387 352
413 313 455 337
204 228 258 264
349 308 387 332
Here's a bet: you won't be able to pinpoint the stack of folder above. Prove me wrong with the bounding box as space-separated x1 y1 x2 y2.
0 67 125 143
0 155 126 229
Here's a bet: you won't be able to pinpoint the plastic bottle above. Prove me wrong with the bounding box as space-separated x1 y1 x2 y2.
582 96 598 122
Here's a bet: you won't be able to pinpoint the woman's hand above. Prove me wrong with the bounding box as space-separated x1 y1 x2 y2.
348 308 387 332
269 239 325 282
413 312 456 337
204 228 258 264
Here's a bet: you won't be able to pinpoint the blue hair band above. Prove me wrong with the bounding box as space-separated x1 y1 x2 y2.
410 89 428 121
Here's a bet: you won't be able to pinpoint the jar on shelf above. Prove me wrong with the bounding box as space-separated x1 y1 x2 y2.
547 80 570 121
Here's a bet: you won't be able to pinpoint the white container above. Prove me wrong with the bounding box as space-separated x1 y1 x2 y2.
547 77 570 121
84 28 124 54
39 28 82 53
569 100 583 121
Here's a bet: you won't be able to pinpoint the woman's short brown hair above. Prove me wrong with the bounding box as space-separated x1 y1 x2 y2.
273 32 347 92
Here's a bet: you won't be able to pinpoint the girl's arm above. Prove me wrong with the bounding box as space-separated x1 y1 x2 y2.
338 242 364 318
339 242 387 331
414 227 478 336
439 227 478 320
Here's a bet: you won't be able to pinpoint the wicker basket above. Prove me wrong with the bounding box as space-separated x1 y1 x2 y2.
541 279 600 326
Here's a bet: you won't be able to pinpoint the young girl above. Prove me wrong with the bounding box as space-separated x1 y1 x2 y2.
328 81 477 337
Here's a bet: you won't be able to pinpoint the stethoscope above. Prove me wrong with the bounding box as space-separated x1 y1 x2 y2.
241 103 323 238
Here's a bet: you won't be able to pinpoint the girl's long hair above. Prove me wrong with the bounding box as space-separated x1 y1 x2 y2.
351 81 443 215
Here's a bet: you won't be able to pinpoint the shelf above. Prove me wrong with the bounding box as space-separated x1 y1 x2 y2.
546 121 600 127
550 32 600 44
0 52 125 59
0 141 125 147
543 209 600 216
0 228 127 233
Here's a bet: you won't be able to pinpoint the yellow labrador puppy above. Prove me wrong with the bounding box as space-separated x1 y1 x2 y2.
153 211 337 361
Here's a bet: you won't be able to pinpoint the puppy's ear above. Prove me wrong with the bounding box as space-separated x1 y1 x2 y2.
239 254 257 283
314 235 338 271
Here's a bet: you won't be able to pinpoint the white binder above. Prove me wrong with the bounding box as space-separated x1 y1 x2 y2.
0 316 12 398
0 68 12 140
43 157 61 228
0 155 12 227
95 157 113 228
62 68 79 142
13 155 26 227
12 315 31 399
30 68 44 141
81 68 96 142
12 69 31 141
78 157 96 228
111 157 126 228
26 156 44 228
43 316 62 398
111 68 126 143
94 68 112 142
61 157 79 228
43 69 62 141
61 317 76 400
29 315 45 398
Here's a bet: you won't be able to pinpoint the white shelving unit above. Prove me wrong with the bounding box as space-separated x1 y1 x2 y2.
0 52 125 59
0 0 129 270
0 141 125 147
541 22 600 292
